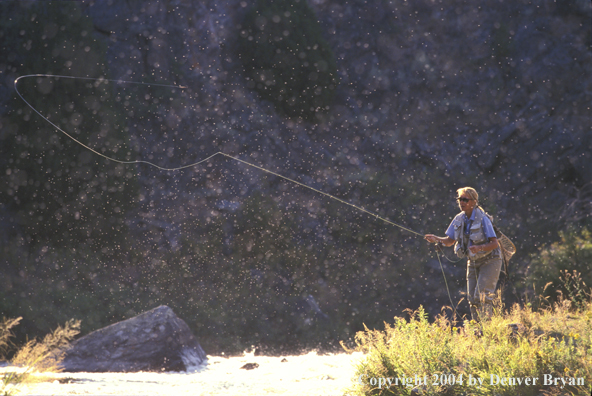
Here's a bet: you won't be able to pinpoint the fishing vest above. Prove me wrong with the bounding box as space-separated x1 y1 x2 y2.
452 207 501 261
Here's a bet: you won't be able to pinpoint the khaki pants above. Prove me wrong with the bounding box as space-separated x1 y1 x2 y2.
467 254 502 321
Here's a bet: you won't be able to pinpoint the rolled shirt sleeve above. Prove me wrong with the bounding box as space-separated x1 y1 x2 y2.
445 219 457 240
481 216 497 239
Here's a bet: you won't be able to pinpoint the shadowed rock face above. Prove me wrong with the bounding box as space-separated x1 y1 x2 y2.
61 306 207 372
0 0 590 356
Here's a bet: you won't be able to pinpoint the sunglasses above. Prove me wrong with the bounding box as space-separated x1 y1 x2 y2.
456 197 472 203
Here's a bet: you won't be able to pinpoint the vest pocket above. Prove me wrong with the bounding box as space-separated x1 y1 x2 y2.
469 224 485 244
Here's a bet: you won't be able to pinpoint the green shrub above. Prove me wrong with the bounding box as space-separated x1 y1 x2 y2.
237 0 338 122
525 227 592 307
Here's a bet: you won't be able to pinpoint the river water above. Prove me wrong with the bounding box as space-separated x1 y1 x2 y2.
9 351 364 396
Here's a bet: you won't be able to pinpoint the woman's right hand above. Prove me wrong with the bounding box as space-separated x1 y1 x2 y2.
424 234 439 244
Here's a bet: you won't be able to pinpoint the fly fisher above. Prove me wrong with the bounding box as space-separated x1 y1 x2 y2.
424 187 503 321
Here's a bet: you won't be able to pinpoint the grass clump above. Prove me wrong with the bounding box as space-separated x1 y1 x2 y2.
347 293 592 396
1 318 79 396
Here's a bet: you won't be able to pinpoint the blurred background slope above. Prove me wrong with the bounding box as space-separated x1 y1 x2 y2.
0 0 590 355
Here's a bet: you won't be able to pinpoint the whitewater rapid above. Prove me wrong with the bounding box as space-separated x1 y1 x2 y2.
12 351 364 396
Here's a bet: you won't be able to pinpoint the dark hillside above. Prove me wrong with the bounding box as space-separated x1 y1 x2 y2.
0 0 590 354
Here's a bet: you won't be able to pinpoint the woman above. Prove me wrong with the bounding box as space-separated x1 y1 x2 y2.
424 187 502 321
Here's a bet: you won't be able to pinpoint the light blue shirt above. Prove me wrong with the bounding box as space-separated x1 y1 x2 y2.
445 211 496 241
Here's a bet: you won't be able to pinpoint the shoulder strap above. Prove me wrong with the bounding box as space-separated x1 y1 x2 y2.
474 208 484 223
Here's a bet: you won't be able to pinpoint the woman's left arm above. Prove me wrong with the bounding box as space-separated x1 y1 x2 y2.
469 215 500 254
468 237 499 254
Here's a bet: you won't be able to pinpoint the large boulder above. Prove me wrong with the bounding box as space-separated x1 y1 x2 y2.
61 306 207 372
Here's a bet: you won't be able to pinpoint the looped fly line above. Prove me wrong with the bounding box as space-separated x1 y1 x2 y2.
14 74 425 238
